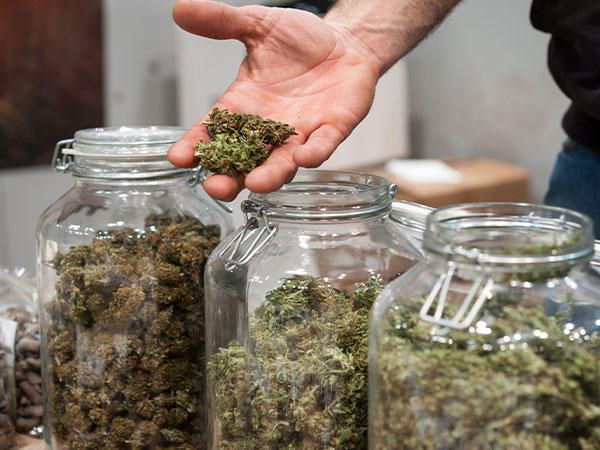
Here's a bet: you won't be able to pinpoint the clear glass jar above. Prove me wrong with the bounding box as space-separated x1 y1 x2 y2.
36 127 233 449
0 268 41 438
205 169 426 449
0 292 17 450
369 203 600 449
0 328 16 450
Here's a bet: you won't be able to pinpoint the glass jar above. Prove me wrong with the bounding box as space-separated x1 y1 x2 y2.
0 268 41 438
205 169 427 449
36 127 233 449
369 203 600 449
0 323 16 450
0 271 19 450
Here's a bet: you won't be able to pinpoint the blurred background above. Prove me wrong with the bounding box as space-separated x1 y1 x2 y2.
0 0 568 271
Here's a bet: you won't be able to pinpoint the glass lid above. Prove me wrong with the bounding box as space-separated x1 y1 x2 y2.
65 126 186 158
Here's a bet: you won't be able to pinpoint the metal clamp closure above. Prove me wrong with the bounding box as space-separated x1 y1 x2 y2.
52 139 75 173
187 166 209 188
187 166 233 213
419 265 494 332
218 200 277 271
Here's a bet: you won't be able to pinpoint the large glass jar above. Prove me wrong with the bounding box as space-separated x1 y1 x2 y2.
36 127 233 449
205 169 426 449
0 267 41 438
0 314 16 450
369 203 600 449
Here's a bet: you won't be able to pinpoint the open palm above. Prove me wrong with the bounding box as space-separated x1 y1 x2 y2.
168 0 381 201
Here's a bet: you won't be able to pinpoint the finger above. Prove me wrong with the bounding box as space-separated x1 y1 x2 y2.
167 120 209 168
203 173 245 202
167 102 246 199
293 124 346 168
173 0 255 41
167 105 219 168
244 147 298 193
167 135 201 168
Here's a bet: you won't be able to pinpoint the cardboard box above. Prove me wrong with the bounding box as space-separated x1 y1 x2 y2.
366 158 530 207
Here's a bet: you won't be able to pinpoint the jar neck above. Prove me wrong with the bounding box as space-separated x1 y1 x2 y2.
71 155 189 180
247 169 396 222
423 203 594 273
73 172 190 189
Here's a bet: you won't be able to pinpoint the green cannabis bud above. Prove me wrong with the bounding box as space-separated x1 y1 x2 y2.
372 293 600 449
44 214 221 449
195 108 297 175
208 275 384 450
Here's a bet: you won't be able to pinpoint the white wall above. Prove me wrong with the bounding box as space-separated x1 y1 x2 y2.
103 0 179 127
405 0 568 202
0 168 74 272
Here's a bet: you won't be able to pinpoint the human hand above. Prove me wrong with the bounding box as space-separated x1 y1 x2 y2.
168 0 381 201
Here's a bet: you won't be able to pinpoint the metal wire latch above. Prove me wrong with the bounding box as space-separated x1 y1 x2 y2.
218 200 278 271
187 167 233 213
187 166 209 188
52 139 75 173
419 265 494 331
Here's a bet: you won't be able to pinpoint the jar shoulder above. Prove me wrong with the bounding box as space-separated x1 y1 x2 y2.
37 182 233 248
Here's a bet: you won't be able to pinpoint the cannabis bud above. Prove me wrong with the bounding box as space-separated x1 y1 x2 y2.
372 292 600 449
45 214 221 449
209 275 384 449
194 108 297 175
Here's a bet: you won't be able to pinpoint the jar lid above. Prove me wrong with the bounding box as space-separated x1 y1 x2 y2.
66 126 186 158
52 126 187 177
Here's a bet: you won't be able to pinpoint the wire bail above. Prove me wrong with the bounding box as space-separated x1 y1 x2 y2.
419 265 494 332
218 200 278 271
187 166 209 188
187 166 233 213
52 139 75 173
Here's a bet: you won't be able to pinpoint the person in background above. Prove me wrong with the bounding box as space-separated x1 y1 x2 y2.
167 0 600 237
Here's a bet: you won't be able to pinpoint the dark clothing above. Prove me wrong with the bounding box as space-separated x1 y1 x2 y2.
544 139 600 238
530 0 600 152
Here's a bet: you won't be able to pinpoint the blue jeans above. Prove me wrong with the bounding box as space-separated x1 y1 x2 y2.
544 139 600 239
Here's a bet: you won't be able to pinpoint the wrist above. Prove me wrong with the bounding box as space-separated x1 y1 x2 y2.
324 5 402 76
324 0 461 76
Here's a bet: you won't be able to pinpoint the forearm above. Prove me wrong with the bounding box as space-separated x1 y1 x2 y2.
325 0 461 75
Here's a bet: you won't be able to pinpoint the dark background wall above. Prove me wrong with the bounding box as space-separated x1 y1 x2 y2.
0 0 103 169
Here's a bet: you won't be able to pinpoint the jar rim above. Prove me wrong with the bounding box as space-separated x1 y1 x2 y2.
248 169 394 220
424 202 594 267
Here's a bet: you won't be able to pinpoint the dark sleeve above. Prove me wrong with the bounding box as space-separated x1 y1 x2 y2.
530 0 600 150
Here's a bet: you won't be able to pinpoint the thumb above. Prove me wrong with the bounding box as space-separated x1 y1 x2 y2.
173 0 261 41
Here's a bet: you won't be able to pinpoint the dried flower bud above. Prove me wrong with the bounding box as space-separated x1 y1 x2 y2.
45 214 221 448
372 292 600 448
195 108 297 175
209 275 384 449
